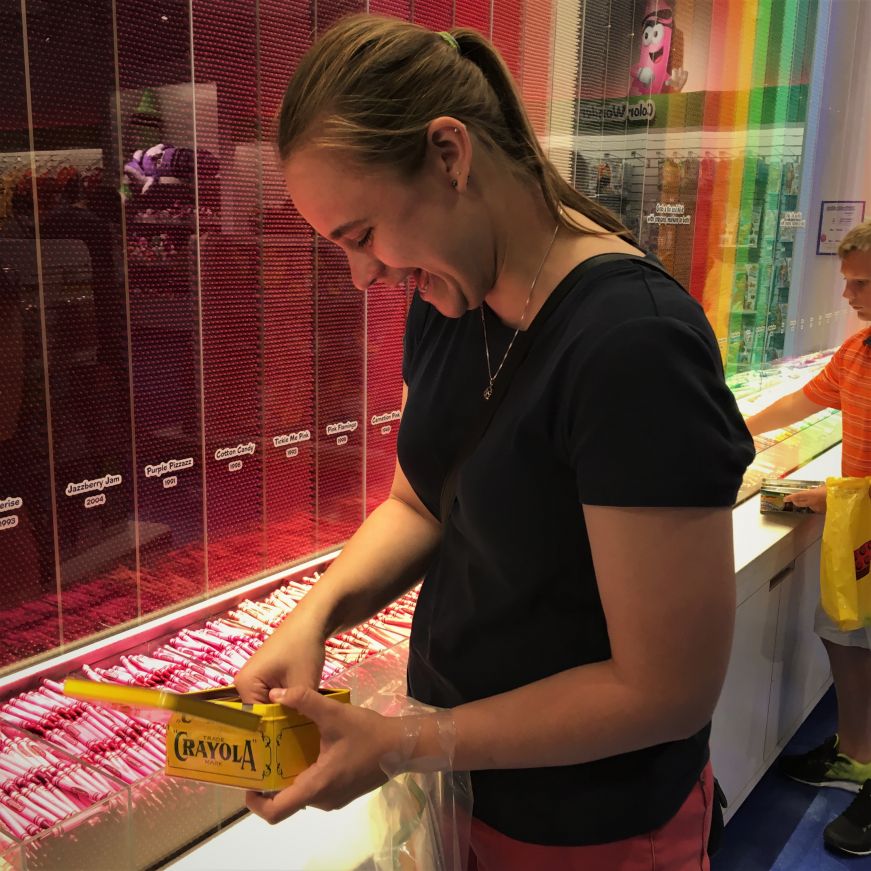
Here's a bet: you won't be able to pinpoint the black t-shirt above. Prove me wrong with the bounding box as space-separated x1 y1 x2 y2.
398 255 755 846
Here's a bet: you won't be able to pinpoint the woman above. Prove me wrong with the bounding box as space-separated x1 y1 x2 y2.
235 15 754 869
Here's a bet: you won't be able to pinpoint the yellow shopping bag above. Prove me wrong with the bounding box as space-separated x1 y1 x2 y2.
820 476 871 631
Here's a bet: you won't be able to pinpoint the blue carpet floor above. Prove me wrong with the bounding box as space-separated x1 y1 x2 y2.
712 688 870 870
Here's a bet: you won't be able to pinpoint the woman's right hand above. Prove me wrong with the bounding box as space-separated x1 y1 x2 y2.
235 619 327 703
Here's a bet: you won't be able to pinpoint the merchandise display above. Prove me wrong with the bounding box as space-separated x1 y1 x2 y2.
0 725 120 839
0 572 417 867
573 0 825 377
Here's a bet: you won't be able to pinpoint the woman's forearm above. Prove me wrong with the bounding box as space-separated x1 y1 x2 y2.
408 657 711 774
455 660 707 769
278 495 441 642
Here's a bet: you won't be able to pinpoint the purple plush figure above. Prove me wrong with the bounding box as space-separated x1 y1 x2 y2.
124 144 218 193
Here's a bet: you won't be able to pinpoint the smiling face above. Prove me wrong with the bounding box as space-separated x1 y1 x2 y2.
641 13 672 66
841 249 871 320
284 136 499 319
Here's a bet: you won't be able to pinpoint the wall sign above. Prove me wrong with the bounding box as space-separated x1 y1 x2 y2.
817 200 866 255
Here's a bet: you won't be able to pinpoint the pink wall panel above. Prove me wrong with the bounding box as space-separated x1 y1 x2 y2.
369 0 412 19
520 0 552 139
413 0 453 31
0 3 60 664
318 0 364 35
454 0 491 35
365 286 409 516
492 0 523 82
32 0 137 642
193 3 264 590
260 1 317 566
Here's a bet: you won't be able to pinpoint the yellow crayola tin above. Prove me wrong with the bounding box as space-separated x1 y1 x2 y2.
63 679 351 791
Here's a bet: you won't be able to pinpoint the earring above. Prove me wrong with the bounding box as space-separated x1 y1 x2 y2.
451 178 458 189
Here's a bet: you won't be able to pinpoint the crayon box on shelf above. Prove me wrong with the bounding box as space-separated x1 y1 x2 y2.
64 679 351 791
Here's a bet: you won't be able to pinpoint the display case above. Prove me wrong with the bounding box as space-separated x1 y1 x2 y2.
0 556 417 869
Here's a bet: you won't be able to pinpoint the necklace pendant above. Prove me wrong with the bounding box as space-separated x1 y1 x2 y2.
483 384 493 401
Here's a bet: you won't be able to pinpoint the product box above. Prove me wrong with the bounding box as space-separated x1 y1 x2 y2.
64 679 351 791
759 478 824 514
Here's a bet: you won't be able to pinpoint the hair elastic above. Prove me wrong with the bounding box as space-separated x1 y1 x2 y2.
438 31 460 52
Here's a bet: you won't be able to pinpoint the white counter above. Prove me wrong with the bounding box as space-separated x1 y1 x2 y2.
168 792 386 871
732 446 837 606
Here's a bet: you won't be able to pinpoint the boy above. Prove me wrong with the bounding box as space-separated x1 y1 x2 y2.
746 219 871 857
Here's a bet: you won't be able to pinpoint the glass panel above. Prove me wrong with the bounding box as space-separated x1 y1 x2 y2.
314 0 366 548
260 0 317 567
115 0 207 616
366 0 413 521
0 3 60 666
27 0 137 643
191 2 265 591
366 285 409 517
315 239 365 548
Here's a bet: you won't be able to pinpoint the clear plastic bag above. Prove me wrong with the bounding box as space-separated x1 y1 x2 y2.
367 768 471 871
368 693 471 871
328 643 472 871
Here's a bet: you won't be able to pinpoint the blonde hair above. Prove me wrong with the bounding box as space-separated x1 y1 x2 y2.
839 219 871 258
277 14 633 240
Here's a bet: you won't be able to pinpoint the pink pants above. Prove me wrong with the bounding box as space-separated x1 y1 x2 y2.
468 762 714 871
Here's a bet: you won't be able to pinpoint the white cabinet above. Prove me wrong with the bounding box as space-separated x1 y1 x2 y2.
766 539 831 758
711 538 832 819
711 581 780 809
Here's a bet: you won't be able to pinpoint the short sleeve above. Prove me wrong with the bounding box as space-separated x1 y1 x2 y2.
402 291 429 384
567 316 754 507
803 355 842 409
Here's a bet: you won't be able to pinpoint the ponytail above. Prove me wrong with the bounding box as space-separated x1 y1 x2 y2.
278 14 634 242
451 28 633 240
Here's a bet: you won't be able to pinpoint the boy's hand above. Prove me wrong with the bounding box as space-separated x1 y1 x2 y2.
785 484 827 514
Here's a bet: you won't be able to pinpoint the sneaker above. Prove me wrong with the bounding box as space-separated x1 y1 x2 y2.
779 735 871 792
824 779 871 856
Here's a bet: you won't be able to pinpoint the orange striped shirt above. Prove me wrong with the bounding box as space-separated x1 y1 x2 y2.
803 326 871 476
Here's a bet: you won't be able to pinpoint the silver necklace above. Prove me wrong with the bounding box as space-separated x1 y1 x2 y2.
480 219 560 400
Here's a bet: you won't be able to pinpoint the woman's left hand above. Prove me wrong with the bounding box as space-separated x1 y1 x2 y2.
245 687 405 824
